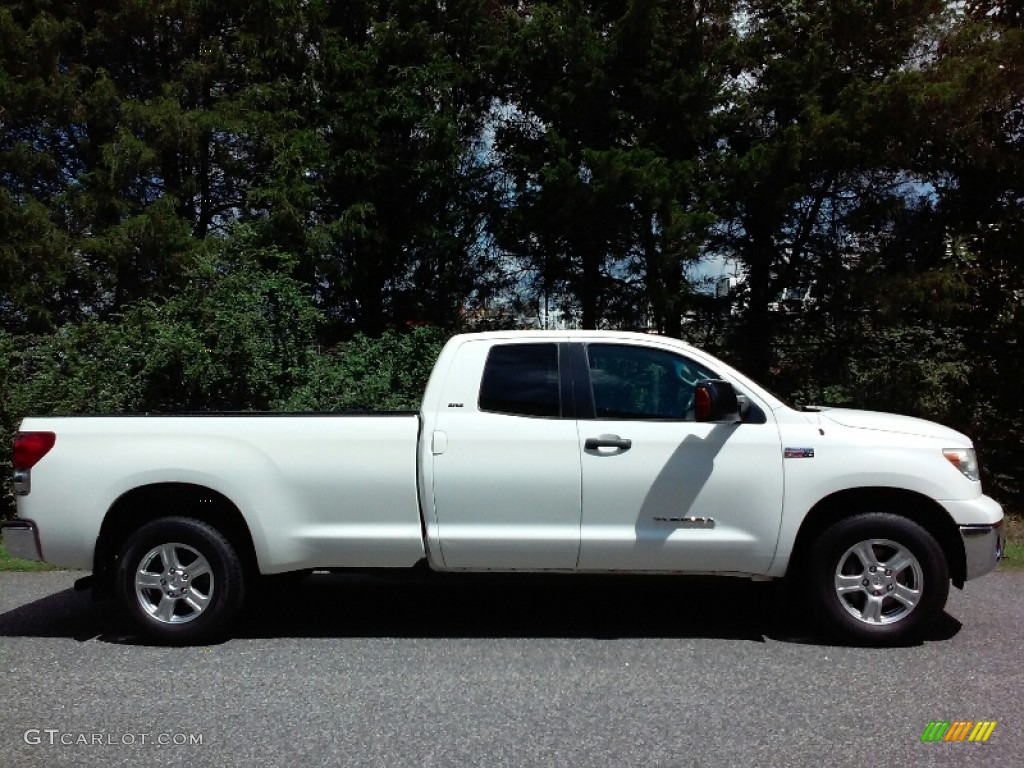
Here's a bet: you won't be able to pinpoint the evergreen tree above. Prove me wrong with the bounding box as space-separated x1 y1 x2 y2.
716 0 943 379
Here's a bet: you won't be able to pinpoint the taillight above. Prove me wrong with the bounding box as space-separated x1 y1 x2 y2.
12 432 56 470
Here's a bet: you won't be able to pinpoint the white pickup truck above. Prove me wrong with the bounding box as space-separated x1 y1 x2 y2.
3 331 1005 645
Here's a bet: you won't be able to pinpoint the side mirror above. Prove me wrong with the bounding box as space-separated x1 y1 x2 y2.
736 393 752 420
694 379 741 423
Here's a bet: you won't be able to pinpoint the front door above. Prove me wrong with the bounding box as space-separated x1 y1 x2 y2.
574 342 784 574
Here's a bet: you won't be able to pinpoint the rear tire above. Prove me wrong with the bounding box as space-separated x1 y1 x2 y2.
115 517 246 644
808 513 949 646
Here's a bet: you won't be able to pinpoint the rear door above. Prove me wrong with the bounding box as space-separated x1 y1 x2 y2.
429 339 582 569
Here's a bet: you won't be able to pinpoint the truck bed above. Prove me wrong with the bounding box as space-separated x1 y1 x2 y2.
16 414 426 572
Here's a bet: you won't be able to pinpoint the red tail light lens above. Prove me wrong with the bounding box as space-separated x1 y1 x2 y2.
12 432 56 470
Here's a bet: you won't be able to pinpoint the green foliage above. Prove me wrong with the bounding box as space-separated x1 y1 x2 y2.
138 232 323 411
4 230 321 415
278 326 446 412
999 541 1024 572
780 322 971 419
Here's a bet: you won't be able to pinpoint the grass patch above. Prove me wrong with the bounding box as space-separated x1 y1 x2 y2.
0 540 58 572
998 515 1024 573
999 541 1024 572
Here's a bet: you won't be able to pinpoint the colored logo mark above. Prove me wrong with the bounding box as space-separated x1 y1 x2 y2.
783 447 814 459
920 721 997 742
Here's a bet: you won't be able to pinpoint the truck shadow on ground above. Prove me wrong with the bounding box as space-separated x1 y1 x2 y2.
0 571 962 646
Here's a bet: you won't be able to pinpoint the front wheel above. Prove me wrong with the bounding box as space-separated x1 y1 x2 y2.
807 513 949 646
116 517 246 644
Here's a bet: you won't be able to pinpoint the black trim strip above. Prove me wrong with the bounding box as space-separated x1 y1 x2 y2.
566 343 596 420
557 342 576 420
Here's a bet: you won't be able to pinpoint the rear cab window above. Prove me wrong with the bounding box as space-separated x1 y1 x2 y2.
478 344 561 418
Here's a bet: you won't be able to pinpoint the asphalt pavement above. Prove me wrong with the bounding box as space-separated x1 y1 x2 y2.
0 569 1020 768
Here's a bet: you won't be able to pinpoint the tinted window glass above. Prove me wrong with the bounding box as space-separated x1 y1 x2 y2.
587 344 718 420
479 344 561 417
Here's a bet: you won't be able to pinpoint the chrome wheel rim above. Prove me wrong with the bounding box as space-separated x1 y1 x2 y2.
135 543 214 625
834 538 923 626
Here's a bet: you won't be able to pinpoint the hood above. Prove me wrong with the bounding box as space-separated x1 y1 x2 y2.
818 408 971 444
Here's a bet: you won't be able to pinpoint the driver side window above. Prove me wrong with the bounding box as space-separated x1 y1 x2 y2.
586 344 719 420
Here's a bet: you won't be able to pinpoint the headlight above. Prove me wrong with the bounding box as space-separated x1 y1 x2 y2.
943 448 980 481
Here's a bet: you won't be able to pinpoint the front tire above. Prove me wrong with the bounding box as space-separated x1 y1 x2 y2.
116 517 246 644
808 513 949 646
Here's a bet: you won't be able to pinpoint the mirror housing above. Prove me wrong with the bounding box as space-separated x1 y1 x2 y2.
694 379 741 423
736 393 752 420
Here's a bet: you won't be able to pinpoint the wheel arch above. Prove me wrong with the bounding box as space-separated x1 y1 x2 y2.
92 483 259 596
788 487 966 588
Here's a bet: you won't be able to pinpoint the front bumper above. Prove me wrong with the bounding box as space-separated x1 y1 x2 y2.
0 519 44 562
960 519 1005 581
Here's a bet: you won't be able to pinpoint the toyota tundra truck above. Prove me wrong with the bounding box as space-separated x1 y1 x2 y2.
1 331 1005 644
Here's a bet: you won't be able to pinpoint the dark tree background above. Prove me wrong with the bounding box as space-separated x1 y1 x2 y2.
2 0 1022 516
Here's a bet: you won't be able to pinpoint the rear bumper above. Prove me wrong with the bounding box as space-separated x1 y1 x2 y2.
960 519 1005 581
0 519 44 562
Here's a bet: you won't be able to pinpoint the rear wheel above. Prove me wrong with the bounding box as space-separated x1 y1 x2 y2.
808 513 949 645
116 517 246 644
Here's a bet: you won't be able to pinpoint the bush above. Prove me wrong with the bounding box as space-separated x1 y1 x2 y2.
0 233 324 518
277 326 446 411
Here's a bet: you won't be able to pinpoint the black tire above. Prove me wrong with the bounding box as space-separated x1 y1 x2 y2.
807 513 949 646
115 517 246 644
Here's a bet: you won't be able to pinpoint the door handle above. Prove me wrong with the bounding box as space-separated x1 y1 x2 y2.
585 435 632 451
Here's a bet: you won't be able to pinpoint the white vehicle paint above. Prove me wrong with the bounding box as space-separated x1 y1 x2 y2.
3 331 1005 644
